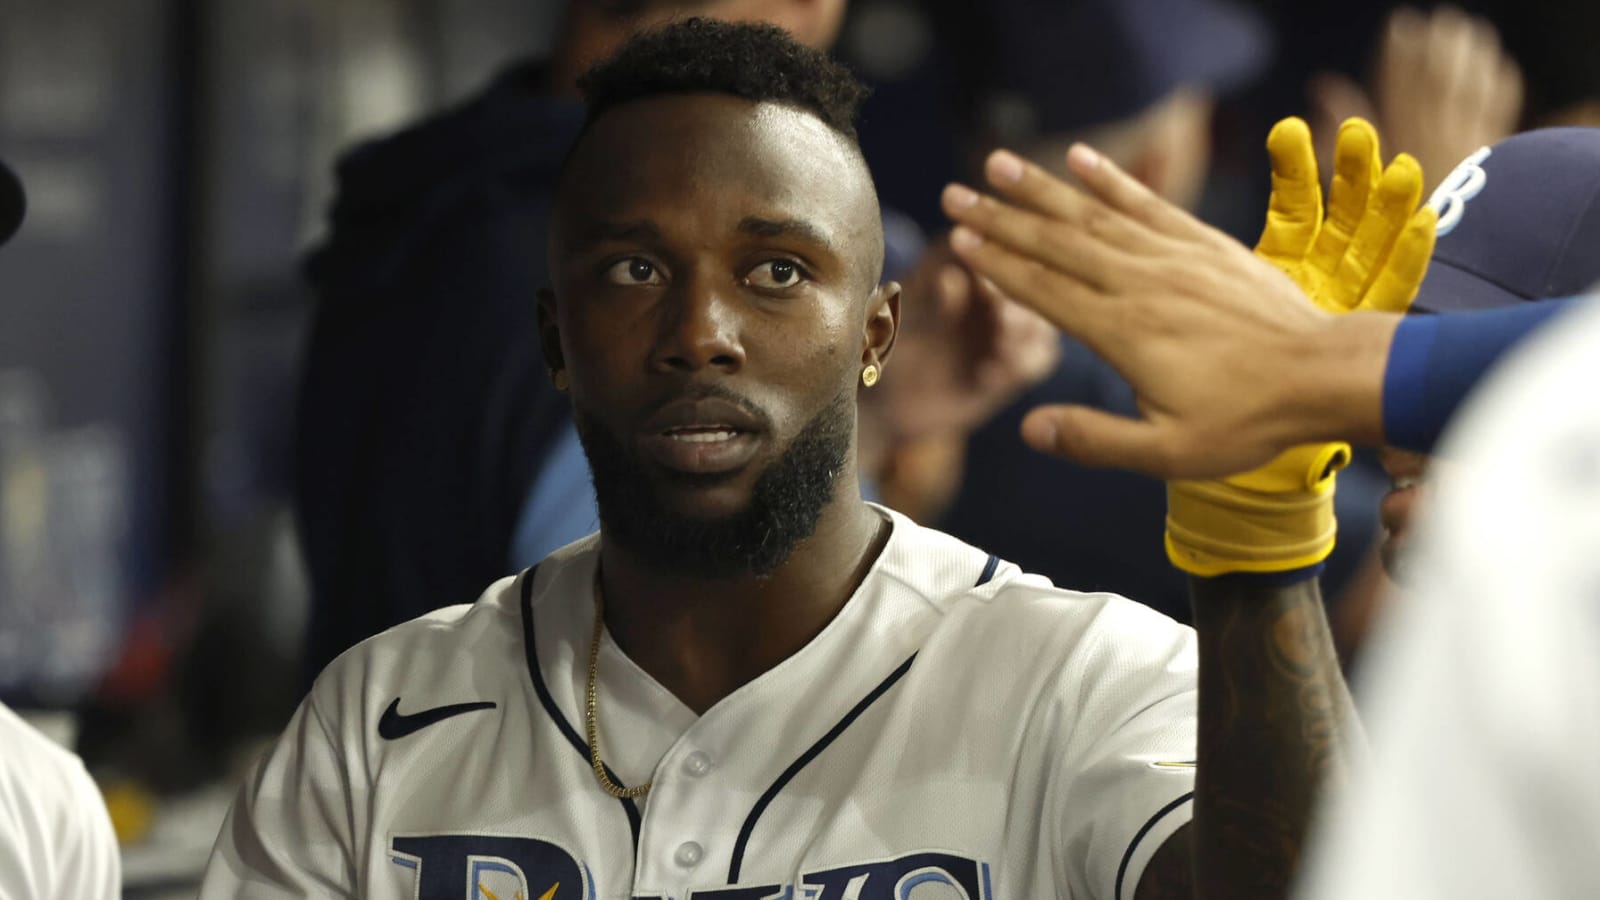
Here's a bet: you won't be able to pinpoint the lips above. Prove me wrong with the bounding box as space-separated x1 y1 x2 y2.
636 396 768 475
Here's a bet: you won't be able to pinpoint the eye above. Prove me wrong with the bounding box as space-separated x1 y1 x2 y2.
745 259 806 290
604 257 665 286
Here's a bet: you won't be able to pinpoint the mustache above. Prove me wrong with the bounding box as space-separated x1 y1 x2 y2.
639 382 773 430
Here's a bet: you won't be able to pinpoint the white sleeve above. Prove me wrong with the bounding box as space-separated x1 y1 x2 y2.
1049 599 1199 900
200 695 360 898
0 709 121 900
1297 297 1600 899
56 757 121 900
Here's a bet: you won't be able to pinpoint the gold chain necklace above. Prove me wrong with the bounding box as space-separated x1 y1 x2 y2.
586 575 651 799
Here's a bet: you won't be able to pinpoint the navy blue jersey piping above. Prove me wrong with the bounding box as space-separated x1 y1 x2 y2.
1114 791 1194 900
519 567 643 849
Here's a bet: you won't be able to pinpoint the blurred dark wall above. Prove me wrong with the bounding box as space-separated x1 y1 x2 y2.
0 0 181 703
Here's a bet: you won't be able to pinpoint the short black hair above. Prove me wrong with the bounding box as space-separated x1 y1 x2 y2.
577 17 869 142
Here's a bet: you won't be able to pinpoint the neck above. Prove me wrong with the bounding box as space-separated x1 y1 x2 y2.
596 479 888 714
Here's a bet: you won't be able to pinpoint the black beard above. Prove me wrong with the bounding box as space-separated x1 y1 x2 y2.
574 389 854 579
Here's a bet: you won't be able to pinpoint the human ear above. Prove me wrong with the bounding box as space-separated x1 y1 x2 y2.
861 280 900 374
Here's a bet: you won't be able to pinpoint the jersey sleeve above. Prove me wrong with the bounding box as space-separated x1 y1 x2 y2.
199 694 360 898
57 756 121 900
1045 598 1199 900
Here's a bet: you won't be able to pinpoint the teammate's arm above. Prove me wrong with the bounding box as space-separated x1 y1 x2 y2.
1137 575 1356 900
1381 298 1576 451
939 136 1589 478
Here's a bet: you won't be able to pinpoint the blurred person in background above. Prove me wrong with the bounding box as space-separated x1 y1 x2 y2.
0 159 120 900
297 0 1055 683
1307 5 1524 192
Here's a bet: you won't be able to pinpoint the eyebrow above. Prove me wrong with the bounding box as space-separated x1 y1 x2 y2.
580 220 662 245
577 216 832 249
738 216 830 246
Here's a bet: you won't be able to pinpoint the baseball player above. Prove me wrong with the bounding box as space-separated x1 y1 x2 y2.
201 21 1424 900
0 159 122 900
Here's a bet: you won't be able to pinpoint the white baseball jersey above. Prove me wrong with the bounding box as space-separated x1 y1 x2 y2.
0 702 120 900
202 506 1197 900
1297 295 1600 899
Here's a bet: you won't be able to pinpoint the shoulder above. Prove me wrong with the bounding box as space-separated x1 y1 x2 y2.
305 536 599 717
0 705 118 897
0 704 103 815
875 506 1195 665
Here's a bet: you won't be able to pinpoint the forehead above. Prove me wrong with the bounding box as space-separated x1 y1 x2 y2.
555 94 878 253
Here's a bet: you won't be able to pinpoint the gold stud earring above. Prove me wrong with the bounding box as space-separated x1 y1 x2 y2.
552 369 569 392
861 364 880 387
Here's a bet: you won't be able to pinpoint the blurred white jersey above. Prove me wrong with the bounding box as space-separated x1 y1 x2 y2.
1299 296 1600 899
202 506 1197 900
0 702 120 900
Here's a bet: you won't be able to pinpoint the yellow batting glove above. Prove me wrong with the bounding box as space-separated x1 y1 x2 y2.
1167 443 1352 577
1166 117 1436 578
1256 116 1438 313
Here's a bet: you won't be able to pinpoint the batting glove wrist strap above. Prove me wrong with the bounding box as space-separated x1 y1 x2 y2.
1164 442 1349 577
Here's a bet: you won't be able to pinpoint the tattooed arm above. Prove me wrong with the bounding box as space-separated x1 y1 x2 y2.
1136 576 1357 900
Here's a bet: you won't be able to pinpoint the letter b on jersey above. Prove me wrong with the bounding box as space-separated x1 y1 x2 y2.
391 835 586 900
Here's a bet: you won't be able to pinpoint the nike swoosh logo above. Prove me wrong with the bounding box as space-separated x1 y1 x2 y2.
378 697 497 740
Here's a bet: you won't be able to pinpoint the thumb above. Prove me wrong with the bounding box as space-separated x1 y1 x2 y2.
1021 405 1176 477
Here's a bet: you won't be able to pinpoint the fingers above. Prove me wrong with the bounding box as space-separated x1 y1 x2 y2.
1307 73 1377 178
955 148 1175 259
1492 55 1525 132
1060 144 1205 240
944 222 1113 349
1430 5 1478 115
1309 118 1382 286
1307 74 1377 137
1377 7 1427 120
1332 152 1426 310
1361 205 1437 313
991 296 1062 382
936 262 973 320
943 183 1134 290
1020 404 1177 476
972 150 1128 239
1257 117 1324 267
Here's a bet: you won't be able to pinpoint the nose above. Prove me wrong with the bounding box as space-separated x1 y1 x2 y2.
650 273 745 375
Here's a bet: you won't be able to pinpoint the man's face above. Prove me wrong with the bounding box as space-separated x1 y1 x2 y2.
545 94 893 576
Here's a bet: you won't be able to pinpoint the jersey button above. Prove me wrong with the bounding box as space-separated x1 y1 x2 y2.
682 751 713 777
674 841 704 868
